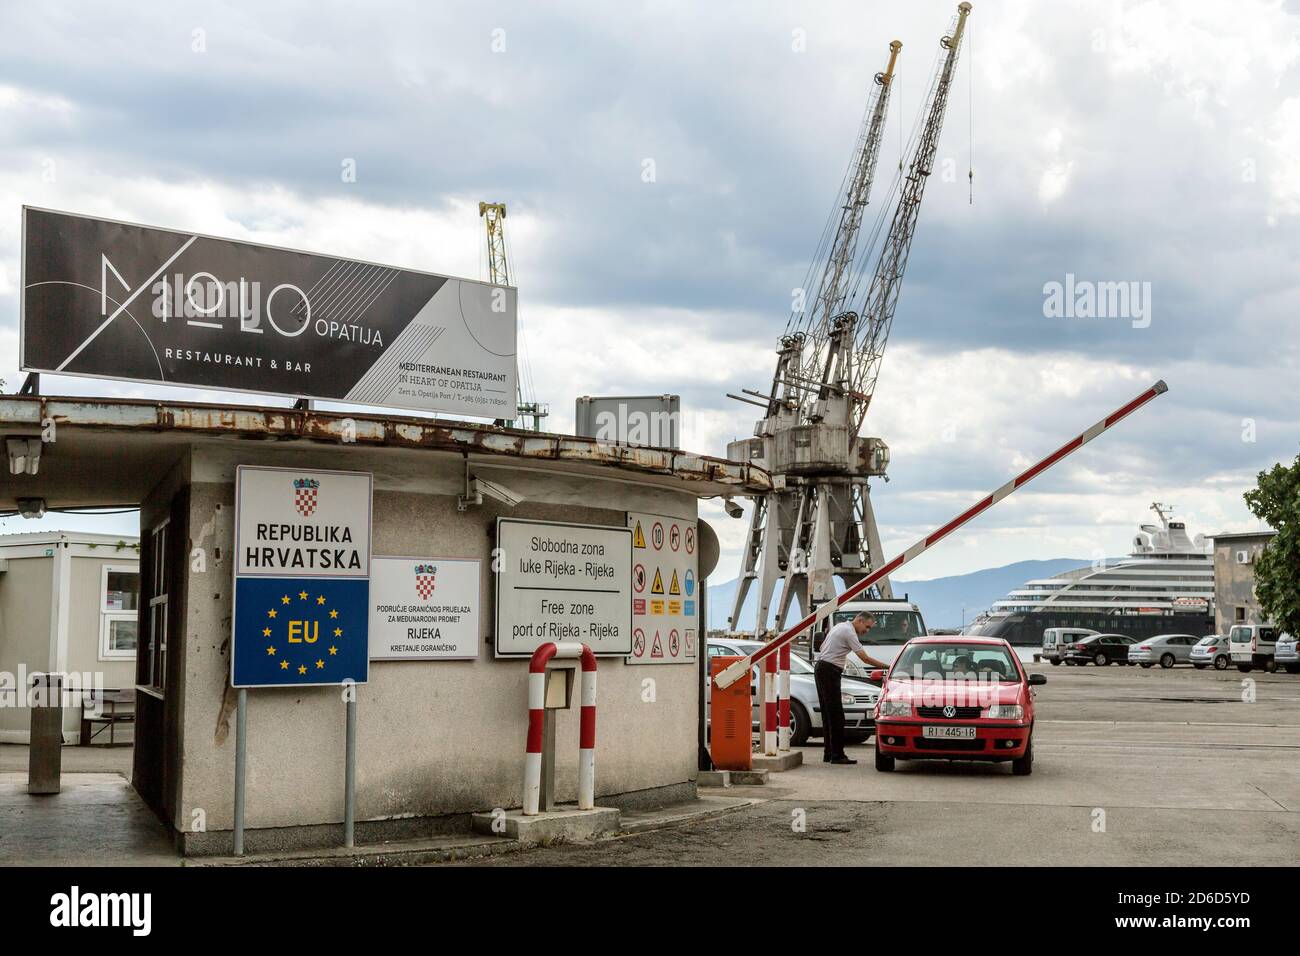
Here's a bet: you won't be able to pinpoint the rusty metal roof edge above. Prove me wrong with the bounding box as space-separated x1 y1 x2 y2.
0 395 772 494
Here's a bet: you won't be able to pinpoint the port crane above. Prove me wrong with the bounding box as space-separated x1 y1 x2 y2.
728 3 973 637
480 201 549 432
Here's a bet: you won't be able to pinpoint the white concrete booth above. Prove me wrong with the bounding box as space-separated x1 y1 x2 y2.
0 396 768 854
0 531 140 743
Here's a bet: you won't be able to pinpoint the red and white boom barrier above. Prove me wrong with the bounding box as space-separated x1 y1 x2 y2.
524 641 597 815
716 380 1169 691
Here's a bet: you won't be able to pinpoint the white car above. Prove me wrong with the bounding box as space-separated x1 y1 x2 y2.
1189 634 1232 670
707 639 880 746
1273 634 1300 674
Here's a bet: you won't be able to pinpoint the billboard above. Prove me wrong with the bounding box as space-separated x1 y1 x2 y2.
20 206 518 418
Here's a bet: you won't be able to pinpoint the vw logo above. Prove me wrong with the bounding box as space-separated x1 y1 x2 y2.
942 705 957 718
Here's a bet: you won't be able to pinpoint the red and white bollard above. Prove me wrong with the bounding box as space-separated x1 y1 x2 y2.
777 643 791 751
523 641 597 816
763 652 778 756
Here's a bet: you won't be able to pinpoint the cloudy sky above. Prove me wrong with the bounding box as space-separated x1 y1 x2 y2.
1 0 1296 595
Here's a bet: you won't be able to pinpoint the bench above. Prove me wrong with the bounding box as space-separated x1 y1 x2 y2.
80 689 135 746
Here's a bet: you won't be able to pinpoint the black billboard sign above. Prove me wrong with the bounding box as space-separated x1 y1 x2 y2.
20 206 518 417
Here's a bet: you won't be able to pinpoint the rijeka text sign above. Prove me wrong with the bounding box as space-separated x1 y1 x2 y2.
19 206 518 418
234 465 372 578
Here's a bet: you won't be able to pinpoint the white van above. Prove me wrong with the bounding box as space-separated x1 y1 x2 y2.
1042 627 1098 665
812 599 929 678
1228 623 1286 672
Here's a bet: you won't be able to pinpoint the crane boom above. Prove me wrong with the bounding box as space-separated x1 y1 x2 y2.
843 2 972 432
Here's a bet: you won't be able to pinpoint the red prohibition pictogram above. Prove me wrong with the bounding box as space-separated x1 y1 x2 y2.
685 526 696 554
651 522 665 550
669 524 680 552
633 563 646 593
632 628 646 657
669 629 680 656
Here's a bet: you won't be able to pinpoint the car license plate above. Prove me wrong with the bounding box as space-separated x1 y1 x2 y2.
922 725 976 740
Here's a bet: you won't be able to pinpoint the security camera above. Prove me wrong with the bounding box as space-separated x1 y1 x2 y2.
17 497 46 519
723 497 744 519
459 476 525 511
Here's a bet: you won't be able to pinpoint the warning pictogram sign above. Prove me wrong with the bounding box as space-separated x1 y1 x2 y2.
633 564 646 593
626 511 698 667
669 629 680 656
685 629 695 654
669 524 681 552
651 567 665 594
634 521 647 549
651 631 664 658
685 527 695 554
669 569 681 595
651 522 665 550
632 628 646 657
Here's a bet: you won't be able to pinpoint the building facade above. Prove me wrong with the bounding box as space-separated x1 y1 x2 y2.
0 531 139 743
1209 530 1277 635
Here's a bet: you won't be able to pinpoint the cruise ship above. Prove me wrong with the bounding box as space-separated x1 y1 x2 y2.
964 504 1216 647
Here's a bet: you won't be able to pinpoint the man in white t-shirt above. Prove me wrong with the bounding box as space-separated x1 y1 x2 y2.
815 613 889 764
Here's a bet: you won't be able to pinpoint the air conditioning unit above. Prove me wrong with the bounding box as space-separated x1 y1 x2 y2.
1236 550 1252 565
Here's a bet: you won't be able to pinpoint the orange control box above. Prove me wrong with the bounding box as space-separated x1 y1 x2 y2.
709 656 752 771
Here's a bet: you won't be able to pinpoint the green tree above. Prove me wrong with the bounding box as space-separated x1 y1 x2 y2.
1243 450 1300 636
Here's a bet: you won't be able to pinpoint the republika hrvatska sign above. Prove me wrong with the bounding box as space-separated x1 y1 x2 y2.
19 206 518 418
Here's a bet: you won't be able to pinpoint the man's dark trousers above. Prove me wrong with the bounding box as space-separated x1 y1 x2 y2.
814 659 846 759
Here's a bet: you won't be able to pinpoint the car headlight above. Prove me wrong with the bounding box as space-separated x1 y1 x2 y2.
986 704 1024 719
840 693 857 706
878 700 911 717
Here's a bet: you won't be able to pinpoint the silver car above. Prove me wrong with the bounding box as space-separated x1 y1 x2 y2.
707 640 879 746
1190 634 1231 670
1128 633 1200 668
1275 635 1300 673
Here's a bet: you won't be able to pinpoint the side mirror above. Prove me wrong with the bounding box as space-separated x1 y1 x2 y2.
869 669 885 683
1028 673 1047 686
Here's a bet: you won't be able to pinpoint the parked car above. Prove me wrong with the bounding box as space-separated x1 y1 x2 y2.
1042 627 1098 665
706 640 879 746
1228 624 1284 673
1272 634 1300 674
1062 633 1137 666
1128 633 1200 668
872 636 1046 775
819 599 930 677
1189 634 1231 670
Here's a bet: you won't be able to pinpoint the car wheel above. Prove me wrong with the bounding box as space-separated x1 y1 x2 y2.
1237 665 1252 673
1140 663 1153 669
788 700 811 748
874 740 895 773
1159 653 1176 669
1094 652 1108 666
1264 660 1278 674
1214 655 1229 671
1012 737 1033 776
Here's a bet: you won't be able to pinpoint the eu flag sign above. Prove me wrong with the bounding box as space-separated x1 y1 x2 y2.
232 577 370 687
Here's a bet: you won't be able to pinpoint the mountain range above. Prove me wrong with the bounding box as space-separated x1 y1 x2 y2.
706 558 1107 631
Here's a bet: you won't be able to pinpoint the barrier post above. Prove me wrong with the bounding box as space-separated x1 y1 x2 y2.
523 642 597 816
777 643 791 751
763 653 778 756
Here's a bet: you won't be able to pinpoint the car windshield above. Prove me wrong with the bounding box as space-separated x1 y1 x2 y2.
890 643 1021 682
832 610 927 646
1197 636 1219 646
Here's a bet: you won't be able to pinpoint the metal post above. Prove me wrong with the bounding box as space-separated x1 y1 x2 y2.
344 696 356 848
540 708 557 811
233 688 247 856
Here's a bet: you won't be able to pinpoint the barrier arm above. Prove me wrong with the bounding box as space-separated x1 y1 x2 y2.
715 380 1169 690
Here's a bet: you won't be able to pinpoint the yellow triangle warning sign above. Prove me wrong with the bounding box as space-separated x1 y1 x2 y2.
651 567 665 594
669 569 681 595
651 631 664 658
634 521 646 549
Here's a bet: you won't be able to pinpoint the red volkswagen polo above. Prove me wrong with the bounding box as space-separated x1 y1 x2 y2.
872 636 1046 775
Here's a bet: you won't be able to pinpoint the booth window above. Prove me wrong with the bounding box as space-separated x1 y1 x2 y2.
99 563 140 660
144 519 170 692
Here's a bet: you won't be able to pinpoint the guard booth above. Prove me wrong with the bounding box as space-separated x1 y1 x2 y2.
0 395 769 855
